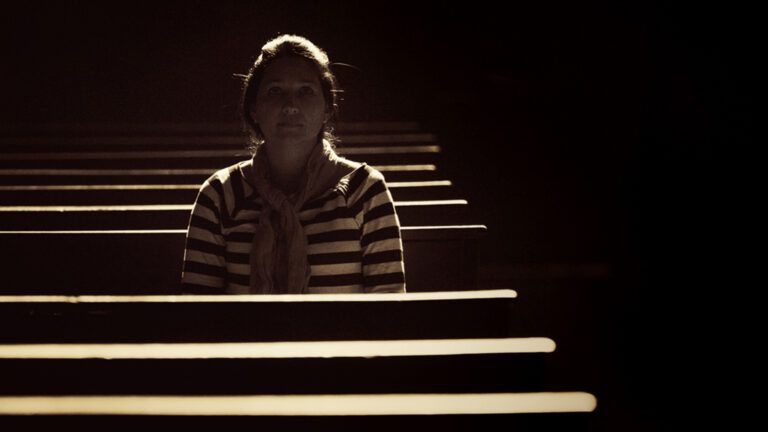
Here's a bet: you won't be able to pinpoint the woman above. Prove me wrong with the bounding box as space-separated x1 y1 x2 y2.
181 35 406 294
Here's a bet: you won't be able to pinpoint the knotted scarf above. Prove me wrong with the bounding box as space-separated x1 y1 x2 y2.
238 140 353 294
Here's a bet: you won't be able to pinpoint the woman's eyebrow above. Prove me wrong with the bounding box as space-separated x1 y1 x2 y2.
263 79 319 85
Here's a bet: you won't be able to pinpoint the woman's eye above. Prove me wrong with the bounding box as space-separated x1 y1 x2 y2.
299 86 315 95
267 87 282 95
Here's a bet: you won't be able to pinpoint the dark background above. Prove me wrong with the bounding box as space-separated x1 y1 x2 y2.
1 0 751 429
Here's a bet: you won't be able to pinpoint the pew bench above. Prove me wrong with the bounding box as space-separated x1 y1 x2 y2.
0 291 597 428
0 226 486 294
0 199 473 229
0 180 460 205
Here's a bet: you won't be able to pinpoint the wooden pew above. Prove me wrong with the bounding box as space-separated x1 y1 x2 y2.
0 147 442 169
0 180 460 205
0 200 473 229
0 291 597 428
0 122 486 293
0 165 441 185
0 226 486 294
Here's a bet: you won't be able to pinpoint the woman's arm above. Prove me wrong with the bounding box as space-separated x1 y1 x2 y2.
181 180 227 293
354 167 406 293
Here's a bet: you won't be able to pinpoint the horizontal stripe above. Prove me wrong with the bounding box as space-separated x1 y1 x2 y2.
224 250 250 264
185 238 225 256
223 232 255 243
301 206 349 226
0 338 555 359
189 215 221 235
301 190 343 211
194 192 219 215
362 250 403 266
361 226 400 247
364 272 406 287
0 392 596 415
308 251 362 265
307 229 359 245
182 261 226 279
0 289 517 303
364 202 396 225
357 179 387 209
309 273 364 287
227 272 250 287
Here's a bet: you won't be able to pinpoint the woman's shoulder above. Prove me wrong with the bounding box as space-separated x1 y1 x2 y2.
338 160 390 203
336 156 385 182
200 158 252 192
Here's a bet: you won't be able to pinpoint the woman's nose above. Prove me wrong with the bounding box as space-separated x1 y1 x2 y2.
282 105 299 115
282 97 299 115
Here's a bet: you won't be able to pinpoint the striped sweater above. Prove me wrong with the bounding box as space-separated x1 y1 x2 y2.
181 159 406 294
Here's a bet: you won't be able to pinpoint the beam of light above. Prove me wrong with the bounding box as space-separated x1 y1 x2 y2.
401 225 487 231
0 199 460 212
387 180 452 188
0 204 193 211
0 184 201 191
0 337 553 359
340 133 437 144
0 229 188 234
0 289 517 303
0 181 451 191
0 165 434 175
0 393 597 415
0 168 216 176
0 150 250 160
0 146 440 160
0 226 488 236
0 132 436 146
394 200 467 206
373 164 436 171
338 145 441 154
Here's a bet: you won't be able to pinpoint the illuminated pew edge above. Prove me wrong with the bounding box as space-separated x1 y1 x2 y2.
0 225 488 240
0 165 436 176
0 145 442 160
0 337 553 359
0 288 514 303
0 180 453 191
0 392 597 415
0 200 468 212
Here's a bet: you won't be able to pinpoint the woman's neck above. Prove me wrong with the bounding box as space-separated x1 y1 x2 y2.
264 140 316 194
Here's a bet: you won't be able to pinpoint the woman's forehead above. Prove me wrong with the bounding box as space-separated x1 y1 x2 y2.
262 57 321 84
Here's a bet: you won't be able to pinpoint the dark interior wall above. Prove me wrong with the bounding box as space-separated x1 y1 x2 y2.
0 0 455 123
1 1 745 265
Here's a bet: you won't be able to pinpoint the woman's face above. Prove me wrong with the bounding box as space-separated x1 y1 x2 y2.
251 57 328 152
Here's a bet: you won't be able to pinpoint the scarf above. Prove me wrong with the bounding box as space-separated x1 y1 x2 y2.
238 140 350 294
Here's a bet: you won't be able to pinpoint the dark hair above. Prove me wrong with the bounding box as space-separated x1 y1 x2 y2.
240 34 340 154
